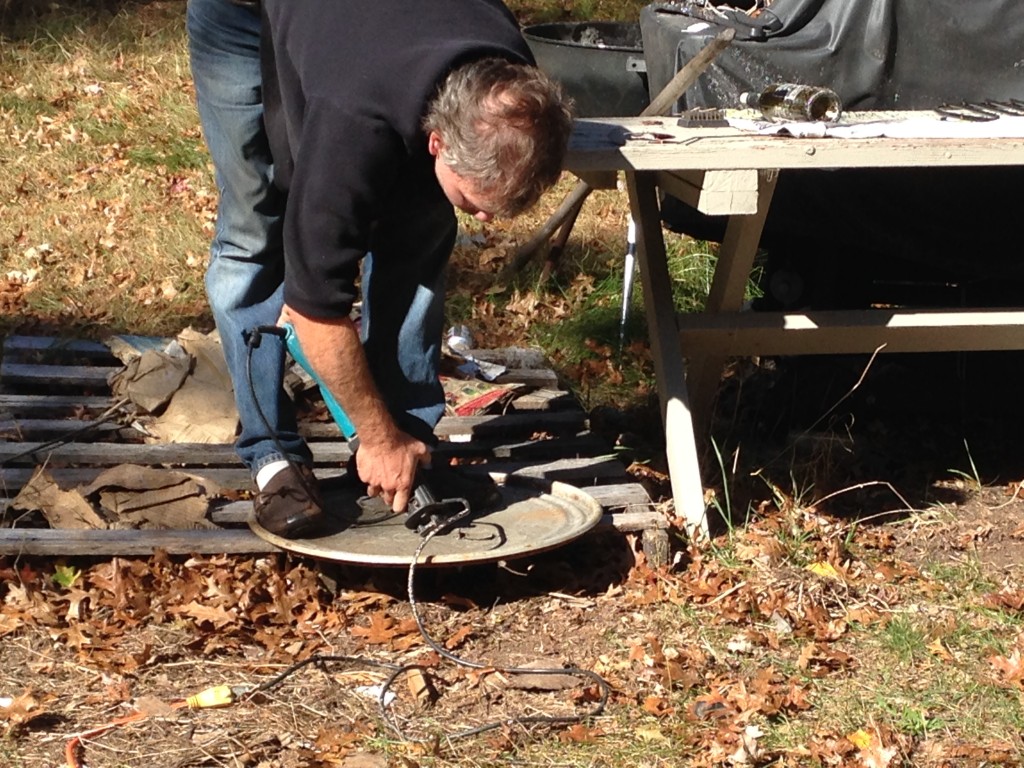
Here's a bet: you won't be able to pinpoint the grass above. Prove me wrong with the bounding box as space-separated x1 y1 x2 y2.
1 1 212 337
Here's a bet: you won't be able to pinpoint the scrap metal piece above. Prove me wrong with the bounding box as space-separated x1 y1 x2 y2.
677 107 729 128
975 99 1024 116
249 475 604 567
935 102 1000 122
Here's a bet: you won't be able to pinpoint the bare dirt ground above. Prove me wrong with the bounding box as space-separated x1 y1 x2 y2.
3 351 1024 768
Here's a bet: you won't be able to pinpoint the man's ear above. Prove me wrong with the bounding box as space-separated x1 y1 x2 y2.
427 130 444 157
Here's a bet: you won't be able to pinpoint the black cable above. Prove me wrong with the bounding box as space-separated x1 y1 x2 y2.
377 525 610 741
241 497 610 742
243 326 324 503
250 653 404 693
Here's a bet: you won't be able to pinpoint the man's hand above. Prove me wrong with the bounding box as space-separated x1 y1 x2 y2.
356 429 430 512
281 304 430 510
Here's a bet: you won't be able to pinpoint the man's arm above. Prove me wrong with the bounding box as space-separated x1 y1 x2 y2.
281 305 429 512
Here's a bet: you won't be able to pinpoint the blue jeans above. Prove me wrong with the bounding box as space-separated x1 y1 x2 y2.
186 0 448 475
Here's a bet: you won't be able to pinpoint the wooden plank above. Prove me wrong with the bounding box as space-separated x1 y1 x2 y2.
1 362 117 387
600 510 669 532
493 368 560 388
489 455 628 484
0 433 604 469
686 170 778 433
0 439 618 495
0 394 115 415
436 434 608 462
437 410 586 438
0 418 133 441
584 482 655 510
0 466 348 494
0 528 277 556
658 169 759 216
0 509 666 557
299 410 587 440
1 404 584 442
0 451 623 494
509 388 575 411
3 335 112 358
677 308 1024 356
0 440 352 466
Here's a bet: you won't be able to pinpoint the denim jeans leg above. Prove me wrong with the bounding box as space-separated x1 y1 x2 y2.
187 0 310 474
361 204 456 446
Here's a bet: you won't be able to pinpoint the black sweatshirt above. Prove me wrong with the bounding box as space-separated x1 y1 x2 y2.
260 0 533 318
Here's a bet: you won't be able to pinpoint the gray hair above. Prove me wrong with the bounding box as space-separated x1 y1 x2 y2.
423 57 574 217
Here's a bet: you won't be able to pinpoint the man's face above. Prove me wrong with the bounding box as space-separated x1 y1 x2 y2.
428 131 495 222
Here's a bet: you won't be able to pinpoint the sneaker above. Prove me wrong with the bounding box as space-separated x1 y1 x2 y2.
253 464 325 538
418 462 502 513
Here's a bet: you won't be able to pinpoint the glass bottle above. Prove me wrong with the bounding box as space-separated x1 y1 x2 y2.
740 83 843 123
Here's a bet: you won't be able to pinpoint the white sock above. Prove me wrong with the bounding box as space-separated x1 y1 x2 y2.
256 460 292 491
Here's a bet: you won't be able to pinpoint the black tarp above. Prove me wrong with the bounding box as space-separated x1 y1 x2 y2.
641 0 1024 308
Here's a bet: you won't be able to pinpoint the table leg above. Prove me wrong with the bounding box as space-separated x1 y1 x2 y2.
688 170 779 433
625 171 709 540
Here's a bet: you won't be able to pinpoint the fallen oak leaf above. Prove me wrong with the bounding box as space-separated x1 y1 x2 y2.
443 624 474 650
983 588 1024 611
350 611 400 645
988 648 1024 686
0 690 55 732
345 609 419 650
926 637 955 663
642 695 674 717
169 600 237 630
558 723 604 743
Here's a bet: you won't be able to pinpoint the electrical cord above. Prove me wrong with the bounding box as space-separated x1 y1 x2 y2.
63 683 257 768
244 526 610 743
244 325 404 527
379 523 611 741
243 326 326 504
240 324 610 740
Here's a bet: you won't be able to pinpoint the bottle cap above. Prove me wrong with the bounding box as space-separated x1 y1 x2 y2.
738 91 754 108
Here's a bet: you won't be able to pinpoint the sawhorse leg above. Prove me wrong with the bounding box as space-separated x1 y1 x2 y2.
625 171 709 541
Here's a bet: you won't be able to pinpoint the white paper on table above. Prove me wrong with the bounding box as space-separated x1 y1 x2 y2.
728 115 1024 140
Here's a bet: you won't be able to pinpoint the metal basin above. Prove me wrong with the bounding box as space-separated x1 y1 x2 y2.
523 22 650 118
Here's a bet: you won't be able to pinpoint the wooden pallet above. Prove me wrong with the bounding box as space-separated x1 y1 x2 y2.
0 335 669 563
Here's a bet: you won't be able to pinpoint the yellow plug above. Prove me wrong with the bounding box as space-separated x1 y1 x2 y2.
185 685 236 709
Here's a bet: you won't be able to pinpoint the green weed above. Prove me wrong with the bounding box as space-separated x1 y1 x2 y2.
881 615 928 664
947 438 983 490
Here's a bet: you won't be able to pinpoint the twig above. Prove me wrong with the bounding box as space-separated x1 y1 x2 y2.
992 480 1023 510
809 480 916 518
754 344 886 475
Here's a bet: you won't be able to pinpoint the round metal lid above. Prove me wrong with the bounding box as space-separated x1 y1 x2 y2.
249 475 604 566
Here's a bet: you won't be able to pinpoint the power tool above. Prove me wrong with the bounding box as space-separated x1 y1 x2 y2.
276 322 471 533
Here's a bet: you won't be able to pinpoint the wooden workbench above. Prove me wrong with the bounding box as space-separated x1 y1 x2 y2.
564 111 1024 539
